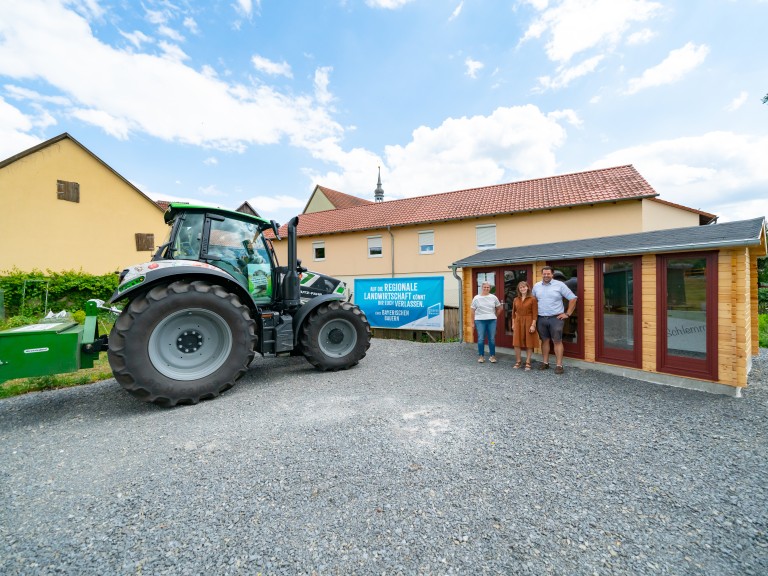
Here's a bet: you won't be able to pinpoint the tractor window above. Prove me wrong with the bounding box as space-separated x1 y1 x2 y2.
207 218 273 302
172 212 204 259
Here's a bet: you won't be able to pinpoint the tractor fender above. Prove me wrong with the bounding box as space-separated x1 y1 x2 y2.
291 293 345 345
109 261 251 308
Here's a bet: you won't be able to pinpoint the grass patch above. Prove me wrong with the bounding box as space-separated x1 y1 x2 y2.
0 355 114 399
760 314 768 348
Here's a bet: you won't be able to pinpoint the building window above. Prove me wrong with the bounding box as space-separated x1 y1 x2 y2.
135 233 155 252
313 241 325 261
57 180 80 203
476 224 496 250
418 231 434 254
657 252 718 380
368 236 383 258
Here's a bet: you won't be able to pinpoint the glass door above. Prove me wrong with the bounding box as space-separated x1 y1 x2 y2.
546 261 584 359
657 252 718 380
471 267 531 349
596 257 641 367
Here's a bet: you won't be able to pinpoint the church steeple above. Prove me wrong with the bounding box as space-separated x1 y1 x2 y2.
374 166 384 202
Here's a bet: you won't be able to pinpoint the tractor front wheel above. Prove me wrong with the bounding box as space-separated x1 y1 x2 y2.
108 281 256 407
300 300 371 371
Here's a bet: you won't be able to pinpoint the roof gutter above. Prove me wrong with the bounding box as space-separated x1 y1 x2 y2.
454 238 765 268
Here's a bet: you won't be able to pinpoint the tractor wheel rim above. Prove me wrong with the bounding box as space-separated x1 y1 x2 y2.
318 318 356 358
148 308 233 380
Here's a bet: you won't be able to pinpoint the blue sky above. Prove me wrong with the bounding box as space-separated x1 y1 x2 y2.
1 0 766 226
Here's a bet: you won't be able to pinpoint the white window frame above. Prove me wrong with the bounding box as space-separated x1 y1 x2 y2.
418 230 434 255
312 241 325 261
476 224 496 250
367 235 383 258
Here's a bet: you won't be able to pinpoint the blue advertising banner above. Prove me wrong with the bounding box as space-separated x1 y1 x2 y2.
354 277 444 330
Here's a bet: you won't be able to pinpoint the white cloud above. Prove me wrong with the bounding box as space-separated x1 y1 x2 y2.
591 131 768 221
626 28 655 45
449 2 464 21
0 1 343 154
625 42 709 95
365 0 415 8
198 184 226 197
158 25 185 42
251 55 293 77
204 156 218 165
726 91 748 112
70 108 131 139
465 57 484 78
183 17 199 35
521 0 661 63
235 0 254 18
537 54 604 90
314 66 334 105
312 105 571 199
120 30 153 49
248 194 306 215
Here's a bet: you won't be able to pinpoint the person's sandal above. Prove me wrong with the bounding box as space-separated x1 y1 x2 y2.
477 357 485 363
538 363 549 370
489 356 497 363
513 361 521 369
525 362 531 371
555 365 564 374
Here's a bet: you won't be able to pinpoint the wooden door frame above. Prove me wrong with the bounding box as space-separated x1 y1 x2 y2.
545 260 584 359
595 256 642 368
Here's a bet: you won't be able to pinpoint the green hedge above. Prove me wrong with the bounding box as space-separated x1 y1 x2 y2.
0 269 118 318
759 287 768 314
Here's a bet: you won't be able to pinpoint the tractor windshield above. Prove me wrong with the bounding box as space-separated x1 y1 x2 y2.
162 211 275 303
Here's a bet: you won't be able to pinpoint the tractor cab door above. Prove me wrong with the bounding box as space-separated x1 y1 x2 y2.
201 216 274 304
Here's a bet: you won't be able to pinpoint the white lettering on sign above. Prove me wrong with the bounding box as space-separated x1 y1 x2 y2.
24 348 50 354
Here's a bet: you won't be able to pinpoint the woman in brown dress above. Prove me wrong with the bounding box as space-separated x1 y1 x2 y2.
512 280 539 370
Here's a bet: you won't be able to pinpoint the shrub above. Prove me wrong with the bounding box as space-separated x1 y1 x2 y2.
0 269 118 318
759 314 768 348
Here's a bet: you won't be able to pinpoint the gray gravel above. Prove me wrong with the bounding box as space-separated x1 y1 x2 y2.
1 340 767 575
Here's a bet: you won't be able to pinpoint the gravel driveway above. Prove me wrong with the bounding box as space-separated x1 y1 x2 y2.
1 340 767 575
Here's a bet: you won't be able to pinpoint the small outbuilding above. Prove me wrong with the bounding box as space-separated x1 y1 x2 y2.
452 217 767 396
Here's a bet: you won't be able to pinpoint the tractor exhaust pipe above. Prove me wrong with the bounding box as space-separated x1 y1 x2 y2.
281 216 301 308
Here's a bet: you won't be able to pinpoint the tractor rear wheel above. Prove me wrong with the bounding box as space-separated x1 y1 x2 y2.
300 300 370 371
108 280 256 407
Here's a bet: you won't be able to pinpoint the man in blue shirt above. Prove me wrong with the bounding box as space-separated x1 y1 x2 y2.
532 266 577 374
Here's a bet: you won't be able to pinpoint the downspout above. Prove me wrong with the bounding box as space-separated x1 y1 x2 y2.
387 225 395 278
450 265 463 343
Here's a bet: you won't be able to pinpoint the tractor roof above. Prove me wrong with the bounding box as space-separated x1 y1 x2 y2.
165 203 274 227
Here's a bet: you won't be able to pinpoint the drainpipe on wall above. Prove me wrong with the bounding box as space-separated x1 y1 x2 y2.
387 225 395 278
450 265 463 343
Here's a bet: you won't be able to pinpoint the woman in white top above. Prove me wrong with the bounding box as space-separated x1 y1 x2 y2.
470 281 502 363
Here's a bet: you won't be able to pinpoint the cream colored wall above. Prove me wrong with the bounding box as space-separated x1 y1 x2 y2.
275 199 705 308
304 190 335 213
641 199 700 231
277 201 650 307
0 138 167 274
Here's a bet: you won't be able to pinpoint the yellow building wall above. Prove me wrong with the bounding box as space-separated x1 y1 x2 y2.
641 200 701 231
304 190 335 213
0 138 167 275
278 199 696 307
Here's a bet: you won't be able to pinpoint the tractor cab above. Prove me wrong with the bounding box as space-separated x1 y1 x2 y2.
157 205 279 304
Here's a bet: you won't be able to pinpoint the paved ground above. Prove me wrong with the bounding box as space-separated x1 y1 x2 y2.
1 340 766 575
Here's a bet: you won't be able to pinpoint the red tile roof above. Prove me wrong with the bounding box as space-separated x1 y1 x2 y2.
283 165 658 237
314 186 374 210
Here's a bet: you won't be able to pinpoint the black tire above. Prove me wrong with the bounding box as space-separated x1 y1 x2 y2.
108 280 256 407
300 300 371 371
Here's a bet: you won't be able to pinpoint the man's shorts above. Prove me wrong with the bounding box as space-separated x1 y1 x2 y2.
537 315 564 343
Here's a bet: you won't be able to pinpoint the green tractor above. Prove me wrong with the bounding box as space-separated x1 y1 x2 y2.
0 204 371 407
